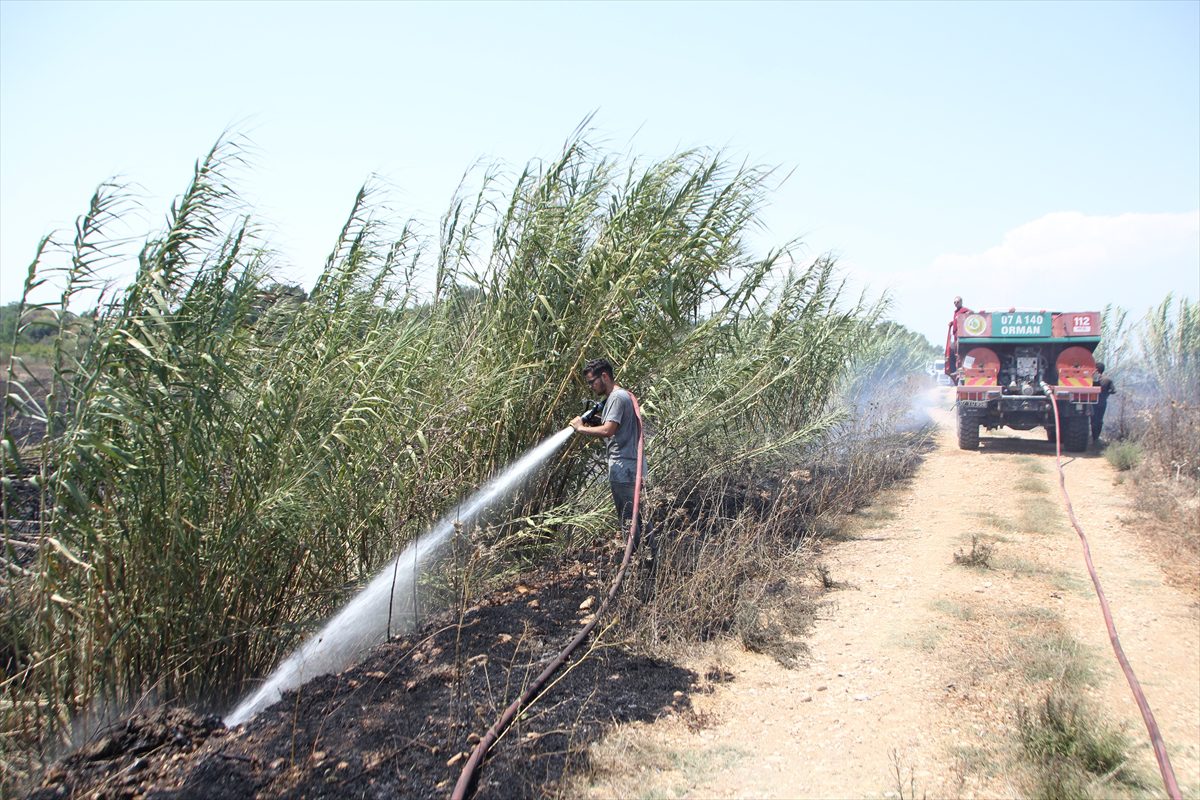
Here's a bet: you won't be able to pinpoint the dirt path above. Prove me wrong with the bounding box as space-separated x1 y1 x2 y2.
578 391 1200 799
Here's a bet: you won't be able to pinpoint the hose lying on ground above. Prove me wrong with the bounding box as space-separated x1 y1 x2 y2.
1045 388 1180 800
451 392 646 800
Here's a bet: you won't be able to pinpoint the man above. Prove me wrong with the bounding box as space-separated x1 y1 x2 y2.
569 358 650 555
1092 362 1116 444
946 296 972 379
952 296 971 320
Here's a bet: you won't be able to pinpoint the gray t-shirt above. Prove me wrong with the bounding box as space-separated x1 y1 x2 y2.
602 387 639 465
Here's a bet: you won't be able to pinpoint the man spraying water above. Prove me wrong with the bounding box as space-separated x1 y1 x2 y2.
569 358 652 558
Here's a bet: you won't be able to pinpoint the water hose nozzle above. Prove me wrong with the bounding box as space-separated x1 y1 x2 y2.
580 399 604 427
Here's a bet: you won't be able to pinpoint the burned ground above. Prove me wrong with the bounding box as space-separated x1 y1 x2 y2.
29 552 699 800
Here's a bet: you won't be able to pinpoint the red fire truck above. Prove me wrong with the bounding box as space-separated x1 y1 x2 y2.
946 309 1101 451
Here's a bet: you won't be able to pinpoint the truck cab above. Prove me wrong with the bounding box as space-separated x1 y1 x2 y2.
947 309 1101 451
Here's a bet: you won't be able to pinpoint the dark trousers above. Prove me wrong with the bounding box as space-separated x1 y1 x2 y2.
1092 398 1108 440
609 461 653 556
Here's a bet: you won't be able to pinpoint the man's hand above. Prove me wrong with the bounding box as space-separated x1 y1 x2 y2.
569 415 584 432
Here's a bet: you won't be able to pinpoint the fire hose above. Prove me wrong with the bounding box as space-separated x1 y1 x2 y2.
1043 384 1181 800
451 392 645 800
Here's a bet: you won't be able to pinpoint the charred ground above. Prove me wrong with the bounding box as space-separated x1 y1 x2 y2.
29 552 706 800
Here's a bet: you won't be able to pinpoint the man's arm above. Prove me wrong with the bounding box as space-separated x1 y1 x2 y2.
570 417 619 438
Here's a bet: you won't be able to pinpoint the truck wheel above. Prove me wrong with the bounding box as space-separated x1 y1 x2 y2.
1045 426 1056 443
1061 417 1089 453
957 408 980 450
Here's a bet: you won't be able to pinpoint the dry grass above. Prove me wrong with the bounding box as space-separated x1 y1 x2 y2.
1017 690 1144 799
925 584 1138 798
564 725 746 799
1019 497 1065 536
1015 456 1048 474
1117 467 1200 597
1014 475 1049 494
1101 297 1199 592
614 426 931 666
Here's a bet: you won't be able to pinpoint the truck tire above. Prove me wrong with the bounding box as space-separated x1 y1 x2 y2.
1045 426 1057 443
1061 417 1089 453
957 408 980 450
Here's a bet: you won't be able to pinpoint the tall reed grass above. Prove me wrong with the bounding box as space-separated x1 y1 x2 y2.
1099 295 1199 476
1096 296 1198 592
1 132 925 783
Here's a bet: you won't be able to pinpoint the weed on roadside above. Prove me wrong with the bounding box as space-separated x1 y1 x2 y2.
1020 497 1064 535
1103 441 1142 472
1016 456 1048 474
977 512 1010 530
568 733 744 800
1017 690 1144 798
1014 476 1049 494
812 563 845 590
1015 627 1093 686
954 535 995 569
855 504 900 526
930 598 977 621
887 748 928 800
993 556 1086 596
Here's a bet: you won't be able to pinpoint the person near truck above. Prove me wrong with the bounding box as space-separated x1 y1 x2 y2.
1092 362 1116 444
569 358 652 557
945 296 973 379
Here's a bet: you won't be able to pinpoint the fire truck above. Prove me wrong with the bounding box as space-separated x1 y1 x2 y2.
946 309 1101 451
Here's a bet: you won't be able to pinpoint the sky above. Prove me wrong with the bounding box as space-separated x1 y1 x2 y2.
1 0 1197 346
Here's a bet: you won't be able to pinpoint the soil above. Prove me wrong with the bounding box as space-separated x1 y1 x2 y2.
26 391 1200 799
576 394 1200 798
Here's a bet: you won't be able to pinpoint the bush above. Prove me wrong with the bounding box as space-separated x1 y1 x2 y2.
1103 440 1142 471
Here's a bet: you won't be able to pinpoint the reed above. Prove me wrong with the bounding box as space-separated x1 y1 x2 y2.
1100 295 1199 476
1 132 925 783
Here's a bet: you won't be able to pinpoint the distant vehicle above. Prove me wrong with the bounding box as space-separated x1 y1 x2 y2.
927 359 952 385
946 309 1102 451
929 358 953 386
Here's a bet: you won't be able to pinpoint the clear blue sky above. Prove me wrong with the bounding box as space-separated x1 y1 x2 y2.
2 0 1197 345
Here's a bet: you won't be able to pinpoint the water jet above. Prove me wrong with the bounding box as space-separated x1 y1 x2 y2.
225 427 574 726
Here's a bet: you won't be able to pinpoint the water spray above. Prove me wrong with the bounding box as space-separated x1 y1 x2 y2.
224 426 575 727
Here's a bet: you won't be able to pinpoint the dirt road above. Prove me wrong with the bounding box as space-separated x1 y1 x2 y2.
578 391 1200 799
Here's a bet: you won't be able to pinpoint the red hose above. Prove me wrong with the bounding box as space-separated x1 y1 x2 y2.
1045 391 1180 800
451 392 646 800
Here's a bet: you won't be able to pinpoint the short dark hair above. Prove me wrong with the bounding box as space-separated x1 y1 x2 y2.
1095 361 1106 373
583 358 614 379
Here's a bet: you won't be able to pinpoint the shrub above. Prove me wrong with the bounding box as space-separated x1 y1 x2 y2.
1103 440 1142 471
